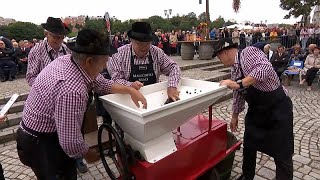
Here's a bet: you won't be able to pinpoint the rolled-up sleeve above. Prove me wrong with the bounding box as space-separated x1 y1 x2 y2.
93 74 114 95
157 50 181 87
242 47 274 82
26 47 40 86
232 90 245 113
109 54 133 87
55 91 89 158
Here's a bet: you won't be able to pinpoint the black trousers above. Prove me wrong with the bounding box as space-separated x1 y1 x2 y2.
242 146 293 180
0 163 4 180
274 66 286 82
305 67 319 86
16 128 77 180
0 60 17 78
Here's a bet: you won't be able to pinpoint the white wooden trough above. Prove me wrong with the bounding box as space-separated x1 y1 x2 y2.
100 78 227 163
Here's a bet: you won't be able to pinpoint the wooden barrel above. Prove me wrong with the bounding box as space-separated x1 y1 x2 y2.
199 41 214 60
181 42 194 60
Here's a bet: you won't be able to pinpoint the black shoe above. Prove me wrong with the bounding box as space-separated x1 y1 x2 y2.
8 77 13 81
1 77 7 82
76 160 88 173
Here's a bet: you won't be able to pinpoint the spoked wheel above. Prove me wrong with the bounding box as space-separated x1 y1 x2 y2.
98 123 132 180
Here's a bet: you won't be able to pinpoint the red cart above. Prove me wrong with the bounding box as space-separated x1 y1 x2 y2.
98 105 242 180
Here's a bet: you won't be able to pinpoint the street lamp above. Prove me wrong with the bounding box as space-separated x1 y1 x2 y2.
164 9 172 19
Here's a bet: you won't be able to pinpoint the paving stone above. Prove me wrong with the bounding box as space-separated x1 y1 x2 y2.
309 171 320 179
293 154 312 164
298 165 312 174
256 167 275 179
303 175 317 180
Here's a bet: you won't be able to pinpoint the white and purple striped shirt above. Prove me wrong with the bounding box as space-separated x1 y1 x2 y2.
108 44 181 87
231 46 288 113
22 54 113 158
26 39 71 86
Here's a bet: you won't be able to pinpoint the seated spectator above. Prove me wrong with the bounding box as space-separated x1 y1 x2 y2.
290 48 304 61
263 44 273 61
0 40 16 82
271 45 289 82
300 46 320 90
13 40 30 74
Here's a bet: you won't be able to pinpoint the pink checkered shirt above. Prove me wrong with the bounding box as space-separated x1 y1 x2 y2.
26 39 71 86
108 44 181 87
231 46 288 113
22 54 113 158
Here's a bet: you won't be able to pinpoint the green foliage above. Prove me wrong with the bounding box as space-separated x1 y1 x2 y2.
0 12 233 40
83 19 106 33
280 0 320 19
210 16 226 28
0 22 44 41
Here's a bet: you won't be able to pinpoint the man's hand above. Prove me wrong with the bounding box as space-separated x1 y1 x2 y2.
129 88 147 109
167 87 180 101
0 115 6 123
220 79 240 90
230 116 239 132
131 81 144 90
84 149 100 164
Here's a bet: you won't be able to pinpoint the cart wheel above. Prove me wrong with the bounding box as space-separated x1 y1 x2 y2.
98 123 132 180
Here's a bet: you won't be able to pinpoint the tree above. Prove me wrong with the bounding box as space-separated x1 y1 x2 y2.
280 0 320 21
5 22 44 41
198 12 207 22
232 0 241 12
83 19 106 33
210 16 225 28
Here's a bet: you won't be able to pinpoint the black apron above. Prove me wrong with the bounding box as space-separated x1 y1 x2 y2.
70 57 94 135
236 54 294 160
128 48 157 86
95 68 112 124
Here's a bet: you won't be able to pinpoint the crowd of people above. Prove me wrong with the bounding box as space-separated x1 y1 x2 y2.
0 38 37 82
263 43 320 90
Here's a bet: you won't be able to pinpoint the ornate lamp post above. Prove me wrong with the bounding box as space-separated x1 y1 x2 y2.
164 9 172 19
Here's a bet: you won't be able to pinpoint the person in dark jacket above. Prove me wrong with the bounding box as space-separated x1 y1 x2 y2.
270 45 289 82
0 39 16 82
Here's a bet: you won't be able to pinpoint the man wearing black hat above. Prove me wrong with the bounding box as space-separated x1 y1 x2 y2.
16 29 147 180
108 22 181 102
213 39 293 180
26 17 71 86
26 16 90 173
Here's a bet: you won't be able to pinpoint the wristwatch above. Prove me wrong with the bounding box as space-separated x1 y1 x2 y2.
236 79 244 89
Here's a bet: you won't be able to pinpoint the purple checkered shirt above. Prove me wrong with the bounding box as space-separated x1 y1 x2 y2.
26 39 71 86
231 46 288 114
108 44 181 87
22 54 113 158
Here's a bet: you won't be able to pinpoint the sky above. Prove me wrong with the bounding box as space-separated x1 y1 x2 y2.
0 0 307 25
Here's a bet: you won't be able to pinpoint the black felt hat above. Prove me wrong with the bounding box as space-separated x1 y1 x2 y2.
67 29 116 55
212 38 238 58
127 22 153 42
41 17 70 36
